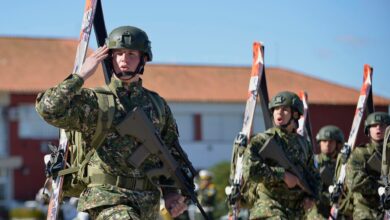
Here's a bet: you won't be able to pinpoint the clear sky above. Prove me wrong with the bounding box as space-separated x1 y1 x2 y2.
1 1 389 99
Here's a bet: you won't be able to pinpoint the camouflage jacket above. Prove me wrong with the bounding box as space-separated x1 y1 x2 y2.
316 153 337 189
36 74 183 213
345 141 384 219
242 127 321 211
197 183 216 208
316 153 337 217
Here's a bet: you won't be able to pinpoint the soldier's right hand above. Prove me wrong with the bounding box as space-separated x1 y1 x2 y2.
283 171 299 188
77 45 109 81
164 193 187 218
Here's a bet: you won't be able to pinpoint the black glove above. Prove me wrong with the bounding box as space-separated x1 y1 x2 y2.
340 143 351 164
380 186 390 210
329 183 342 203
45 144 64 178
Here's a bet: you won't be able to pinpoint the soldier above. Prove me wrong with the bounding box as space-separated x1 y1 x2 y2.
344 112 390 219
315 125 344 218
196 170 217 220
242 91 321 219
36 26 189 219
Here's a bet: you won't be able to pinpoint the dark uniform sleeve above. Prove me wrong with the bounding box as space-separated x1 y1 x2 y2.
35 74 99 134
305 140 322 199
243 133 286 185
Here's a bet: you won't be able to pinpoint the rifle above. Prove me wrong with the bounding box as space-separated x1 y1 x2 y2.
258 136 317 197
379 126 390 219
93 0 112 84
116 107 210 220
328 65 374 219
227 42 269 220
46 1 98 219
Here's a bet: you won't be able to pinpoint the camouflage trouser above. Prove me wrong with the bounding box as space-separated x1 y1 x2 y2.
88 204 159 220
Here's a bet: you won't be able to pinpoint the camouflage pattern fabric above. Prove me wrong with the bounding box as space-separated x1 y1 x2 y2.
345 141 384 219
242 127 321 219
195 183 216 220
88 197 159 220
36 74 182 217
315 153 337 218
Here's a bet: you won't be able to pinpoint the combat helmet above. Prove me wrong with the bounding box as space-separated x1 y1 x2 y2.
316 125 344 144
268 91 304 117
106 26 152 61
364 112 390 135
199 169 213 180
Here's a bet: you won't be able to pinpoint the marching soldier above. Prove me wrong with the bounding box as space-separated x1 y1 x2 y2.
242 91 321 219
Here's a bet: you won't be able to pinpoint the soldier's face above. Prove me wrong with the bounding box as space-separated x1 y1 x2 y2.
369 123 386 142
320 140 337 155
200 179 210 189
273 106 292 126
112 49 142 78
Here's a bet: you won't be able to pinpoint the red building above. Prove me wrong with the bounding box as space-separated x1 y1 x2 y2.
0 37 389 203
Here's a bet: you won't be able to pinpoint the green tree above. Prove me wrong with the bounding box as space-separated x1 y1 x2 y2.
208 161 231 218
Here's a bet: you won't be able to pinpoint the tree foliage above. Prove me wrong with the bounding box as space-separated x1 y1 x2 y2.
208 160 231 218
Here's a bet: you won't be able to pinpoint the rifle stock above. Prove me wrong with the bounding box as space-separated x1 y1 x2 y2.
116 107 210 220
258 137 316 196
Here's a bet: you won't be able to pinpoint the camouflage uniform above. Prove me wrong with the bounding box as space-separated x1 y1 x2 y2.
242 127 321 219
338 112 390 219
36 74 182 220
196 183 216 220
344 141 384 219
314 125 344 219
316 153 336 218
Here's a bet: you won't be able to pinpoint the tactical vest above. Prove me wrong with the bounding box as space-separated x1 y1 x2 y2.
240 128 312 208
59 86 165 197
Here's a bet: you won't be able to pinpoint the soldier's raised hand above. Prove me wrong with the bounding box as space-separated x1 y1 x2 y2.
77 45 109 81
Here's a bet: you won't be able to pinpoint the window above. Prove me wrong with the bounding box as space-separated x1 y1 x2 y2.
173 114 193 142
193 114 202 141
18 104 58 139
202 113 242 142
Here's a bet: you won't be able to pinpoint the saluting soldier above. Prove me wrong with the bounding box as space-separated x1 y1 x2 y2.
36 26 190 219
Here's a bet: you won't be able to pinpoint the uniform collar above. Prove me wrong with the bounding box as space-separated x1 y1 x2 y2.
319 153 335 162
370 140 383 152
272 126 293 138
108 77 143 97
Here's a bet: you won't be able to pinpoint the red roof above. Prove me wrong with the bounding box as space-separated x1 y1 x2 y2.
1 37 389 105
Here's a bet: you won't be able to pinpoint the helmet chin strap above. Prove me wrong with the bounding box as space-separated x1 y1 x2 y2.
277 118 295 130
114 58 145 79
275 111 299 131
